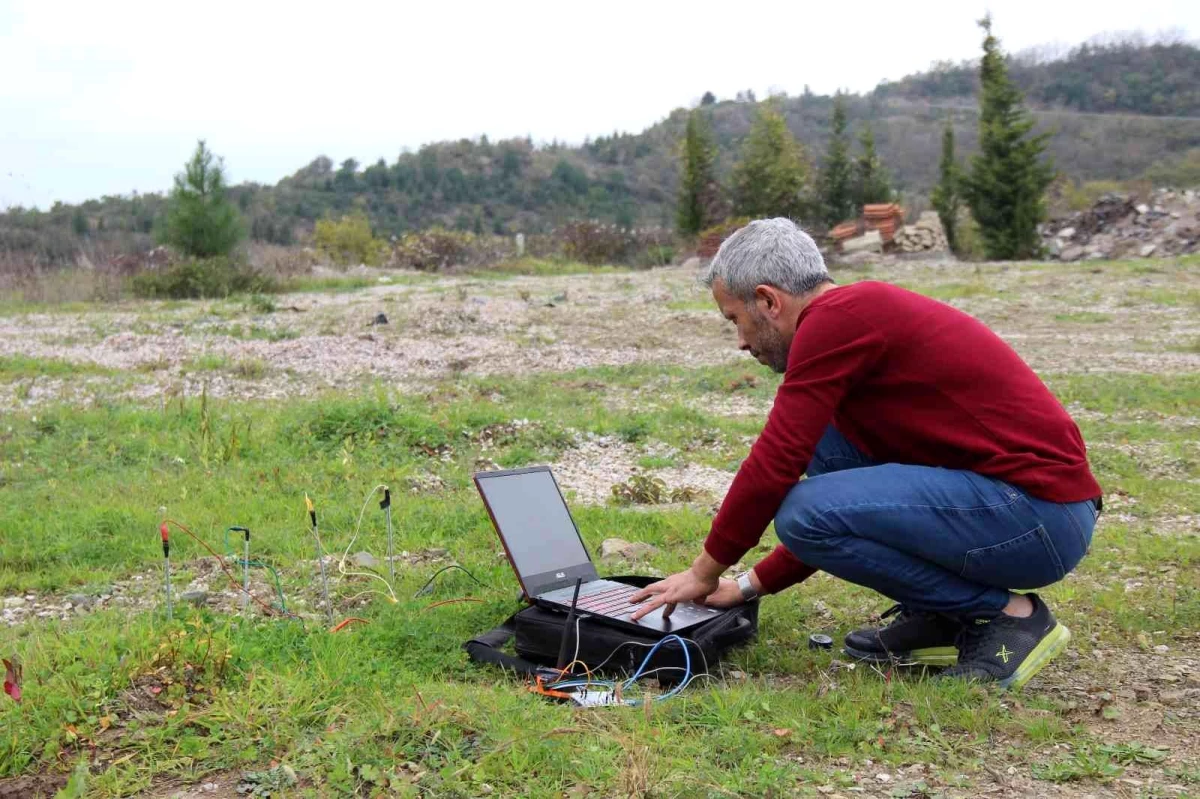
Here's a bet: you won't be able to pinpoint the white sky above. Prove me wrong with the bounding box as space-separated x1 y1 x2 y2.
2 0 1197 210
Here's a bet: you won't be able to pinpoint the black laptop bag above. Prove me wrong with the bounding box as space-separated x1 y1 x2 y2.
464 576 758 686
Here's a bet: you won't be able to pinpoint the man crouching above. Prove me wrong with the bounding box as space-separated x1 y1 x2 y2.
630 218 1101 690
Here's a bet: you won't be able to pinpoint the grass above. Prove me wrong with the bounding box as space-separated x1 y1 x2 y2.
2 259 1199 796
1053 311 1113 323
0 355 114 379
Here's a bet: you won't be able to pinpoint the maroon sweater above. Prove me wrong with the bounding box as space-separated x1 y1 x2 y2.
705 281 1102 594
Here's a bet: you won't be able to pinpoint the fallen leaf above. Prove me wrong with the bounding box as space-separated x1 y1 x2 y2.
772 728 791 737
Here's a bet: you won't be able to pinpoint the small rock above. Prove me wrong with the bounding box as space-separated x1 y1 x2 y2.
1136 203 1150 215
370 313 388 325
729 670 747 680
599 538 659 561
66 593 93 609
424 548 448 559
1060 245 1085 262
1154 644 1170 654
876 773 892 783
1133 684 1152 702
1160 688 1200 706
180 590 208 606
351 551 380 569
1139 244 1157 257
1058 226 1077 239
2 597 25 609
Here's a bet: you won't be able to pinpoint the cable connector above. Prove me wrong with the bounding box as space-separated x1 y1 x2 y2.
305 494 317 528
379 488 391 510
230 525 250 542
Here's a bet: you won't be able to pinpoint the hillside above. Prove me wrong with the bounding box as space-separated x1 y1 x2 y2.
4 40 1200 266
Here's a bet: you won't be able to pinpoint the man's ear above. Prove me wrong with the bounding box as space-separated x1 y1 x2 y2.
754 285 782 318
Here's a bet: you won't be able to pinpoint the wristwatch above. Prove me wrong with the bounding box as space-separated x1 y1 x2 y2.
736 571 759 602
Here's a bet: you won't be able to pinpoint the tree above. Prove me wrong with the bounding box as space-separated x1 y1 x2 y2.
700 91 717 106
853 127 892 206
931 122 961 252
159 140 245 258
817 94 855 225
962 15 1055 260
676 108 723 235
71 209 89 237
731 102 810 220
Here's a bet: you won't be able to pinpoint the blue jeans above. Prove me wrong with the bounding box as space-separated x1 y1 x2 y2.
774 426 1098 618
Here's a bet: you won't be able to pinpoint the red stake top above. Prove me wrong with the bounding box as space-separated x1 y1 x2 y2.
160 521 169 542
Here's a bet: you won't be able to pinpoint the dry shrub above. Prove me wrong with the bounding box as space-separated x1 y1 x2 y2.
697 217 751 258
389 228 512 272
558 222 675 266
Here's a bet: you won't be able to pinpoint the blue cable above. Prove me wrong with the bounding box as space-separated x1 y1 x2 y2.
548 634 695 704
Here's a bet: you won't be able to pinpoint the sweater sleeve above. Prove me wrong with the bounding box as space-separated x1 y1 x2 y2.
753 544 818 594
704 306 887 566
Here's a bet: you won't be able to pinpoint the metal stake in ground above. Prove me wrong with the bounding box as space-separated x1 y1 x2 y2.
229 526 252 613
306 494 334 626
380 488 395 589
159 510 172 622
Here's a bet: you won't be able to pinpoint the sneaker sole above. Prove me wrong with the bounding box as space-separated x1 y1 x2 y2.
999 622 1071 691
842 644 958 667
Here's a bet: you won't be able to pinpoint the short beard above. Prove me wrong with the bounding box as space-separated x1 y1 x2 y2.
748 308 790 374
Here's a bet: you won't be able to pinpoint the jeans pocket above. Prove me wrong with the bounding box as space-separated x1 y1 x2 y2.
960 526 1066 590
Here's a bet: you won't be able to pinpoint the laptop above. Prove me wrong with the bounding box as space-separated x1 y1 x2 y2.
473 465 724 634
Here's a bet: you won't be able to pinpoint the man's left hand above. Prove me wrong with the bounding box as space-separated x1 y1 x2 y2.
628 568 720 622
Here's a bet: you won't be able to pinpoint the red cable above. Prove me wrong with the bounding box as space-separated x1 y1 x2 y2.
164 518 281 617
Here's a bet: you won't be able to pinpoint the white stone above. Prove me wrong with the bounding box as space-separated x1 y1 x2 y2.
599 538 659 561
1136 204 1150 215
841 230 883 255
1139 244 1157 258
1058 226 1076 239
3 597 25 608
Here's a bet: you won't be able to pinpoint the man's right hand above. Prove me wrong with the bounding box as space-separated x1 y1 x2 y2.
703 578 747 608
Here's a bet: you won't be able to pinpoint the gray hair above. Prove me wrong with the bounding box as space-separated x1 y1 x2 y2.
702 218 830 302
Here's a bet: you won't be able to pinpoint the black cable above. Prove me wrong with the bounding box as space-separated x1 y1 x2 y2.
413 564 492 598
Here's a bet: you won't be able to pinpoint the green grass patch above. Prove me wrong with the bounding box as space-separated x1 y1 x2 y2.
1053 311 1112 323
0 355 114 378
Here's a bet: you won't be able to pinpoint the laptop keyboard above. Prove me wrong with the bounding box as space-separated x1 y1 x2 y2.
572 583 640 617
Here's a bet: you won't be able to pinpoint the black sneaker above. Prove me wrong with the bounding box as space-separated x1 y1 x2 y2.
940 593 1071 691
843 604 962 666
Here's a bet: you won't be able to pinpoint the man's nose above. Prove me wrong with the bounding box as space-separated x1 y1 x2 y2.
737 333 749 350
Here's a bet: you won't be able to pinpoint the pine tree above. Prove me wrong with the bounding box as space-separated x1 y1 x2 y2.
160 140 245 258
817 94 855 226
676 109 723 235
71 209 89 237
931 122 961 252
962 15 1055 260
731 102 810 220
853 127 892 207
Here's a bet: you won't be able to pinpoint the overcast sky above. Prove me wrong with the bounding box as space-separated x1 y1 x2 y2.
2 0 1197 210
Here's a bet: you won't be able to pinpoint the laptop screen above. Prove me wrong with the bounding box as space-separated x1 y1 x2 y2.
475 468 590 583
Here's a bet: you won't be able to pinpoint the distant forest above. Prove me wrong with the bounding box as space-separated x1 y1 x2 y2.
4 38 1200 265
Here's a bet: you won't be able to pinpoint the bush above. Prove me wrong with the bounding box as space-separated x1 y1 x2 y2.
312 214 386 266
390 228 510 271
559 222 675 266
697 217 751 258
131 257 277 299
